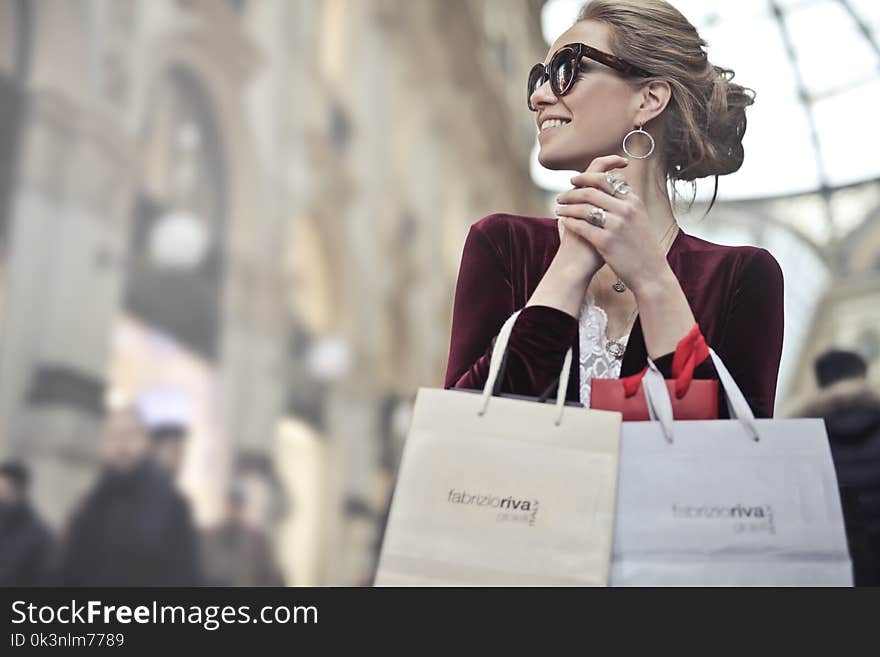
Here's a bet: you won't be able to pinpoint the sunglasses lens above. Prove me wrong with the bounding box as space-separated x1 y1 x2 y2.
528 47 579 110
527 64 545 109
551 48 578 95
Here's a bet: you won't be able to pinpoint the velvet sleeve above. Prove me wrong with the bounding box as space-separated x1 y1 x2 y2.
652 248 784 418
717 248 784 417
443 218 578 396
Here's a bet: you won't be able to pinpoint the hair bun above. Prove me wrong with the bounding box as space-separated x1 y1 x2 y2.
676 65 755 181
578 0 756 188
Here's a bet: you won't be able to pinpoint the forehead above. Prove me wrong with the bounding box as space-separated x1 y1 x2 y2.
545 20 612 62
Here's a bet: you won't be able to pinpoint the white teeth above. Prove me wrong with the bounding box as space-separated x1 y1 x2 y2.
540 118 569 131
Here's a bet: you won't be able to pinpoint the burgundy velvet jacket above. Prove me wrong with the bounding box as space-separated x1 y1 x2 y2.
444 213 785 418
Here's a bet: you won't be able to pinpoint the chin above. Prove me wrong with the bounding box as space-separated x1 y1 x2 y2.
538 148 589 172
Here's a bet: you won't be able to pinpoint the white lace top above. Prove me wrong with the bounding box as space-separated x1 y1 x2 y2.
577 296 630 407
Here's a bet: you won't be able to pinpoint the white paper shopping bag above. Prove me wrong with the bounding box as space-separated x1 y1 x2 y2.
610 350 853 586
375 311 622 586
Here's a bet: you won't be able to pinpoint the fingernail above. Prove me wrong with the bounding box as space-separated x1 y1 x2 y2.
554 205 564 215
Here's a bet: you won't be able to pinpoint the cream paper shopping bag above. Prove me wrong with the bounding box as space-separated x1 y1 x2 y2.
375 311 622 586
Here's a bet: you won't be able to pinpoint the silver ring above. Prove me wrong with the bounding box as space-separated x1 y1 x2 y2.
587 206 606 228
605 172 630 197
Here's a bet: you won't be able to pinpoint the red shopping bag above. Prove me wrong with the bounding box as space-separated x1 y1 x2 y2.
590 324 719 421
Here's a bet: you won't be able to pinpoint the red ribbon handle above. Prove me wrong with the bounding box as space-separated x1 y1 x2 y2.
620 324 709 399
621 366 647 398
670 323 710 398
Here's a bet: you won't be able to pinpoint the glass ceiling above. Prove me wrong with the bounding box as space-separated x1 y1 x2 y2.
534 0 880 202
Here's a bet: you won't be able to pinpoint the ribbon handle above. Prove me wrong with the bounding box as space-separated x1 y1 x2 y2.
635 326 761 442
479 310 573 426
620 323 709 398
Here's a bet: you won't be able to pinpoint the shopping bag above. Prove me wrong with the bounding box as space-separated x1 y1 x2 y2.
591 322 718 420
375 310 623 586
610 350 853 586
590 378 718 420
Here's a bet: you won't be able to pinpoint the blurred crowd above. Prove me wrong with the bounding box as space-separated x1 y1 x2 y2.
0 404 284 587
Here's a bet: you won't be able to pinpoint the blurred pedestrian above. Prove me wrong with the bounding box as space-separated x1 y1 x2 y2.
149 422 189 480
0 461 53 586
55 405 202 586
797 349 880 586
201 483 285 587
136 386 191 480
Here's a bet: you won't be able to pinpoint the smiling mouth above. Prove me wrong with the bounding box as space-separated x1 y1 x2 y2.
540 118 571 132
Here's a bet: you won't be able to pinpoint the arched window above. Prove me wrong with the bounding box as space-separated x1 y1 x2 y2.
126 66 226 359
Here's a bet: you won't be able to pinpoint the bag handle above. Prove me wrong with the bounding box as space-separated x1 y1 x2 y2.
621 323 709 399
642 359 675 443
642 347 760 443
707 348 760 439
478 310 574 426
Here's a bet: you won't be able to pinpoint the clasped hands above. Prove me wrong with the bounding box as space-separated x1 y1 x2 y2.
554 154 671 296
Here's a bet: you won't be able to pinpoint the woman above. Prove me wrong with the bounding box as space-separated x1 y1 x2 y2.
444 0 783 417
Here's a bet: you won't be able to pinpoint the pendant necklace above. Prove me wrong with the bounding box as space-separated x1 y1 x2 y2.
605 305 638 360
605 221 680 359
611 220 679 294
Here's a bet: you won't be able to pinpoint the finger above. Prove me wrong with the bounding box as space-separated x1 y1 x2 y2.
560 216 609 251
555 205 621 232
556 185 628 215
571 164 630 189
557 171 621 198
555 203 623 228
585 154 629 174
579 154 629 178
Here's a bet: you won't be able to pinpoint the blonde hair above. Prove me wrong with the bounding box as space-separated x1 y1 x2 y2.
578 0 754 185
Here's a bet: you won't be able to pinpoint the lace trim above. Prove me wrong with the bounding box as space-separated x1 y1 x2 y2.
578 296 629 407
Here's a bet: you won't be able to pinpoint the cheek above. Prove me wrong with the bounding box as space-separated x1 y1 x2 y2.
569 84 632 134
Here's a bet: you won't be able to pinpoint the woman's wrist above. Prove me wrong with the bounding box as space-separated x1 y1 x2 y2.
632 264 696 359
526 252 595 317
549 248 597 287
630 262 677 304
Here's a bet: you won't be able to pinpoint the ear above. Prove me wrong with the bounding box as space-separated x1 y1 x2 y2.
634 79 672 126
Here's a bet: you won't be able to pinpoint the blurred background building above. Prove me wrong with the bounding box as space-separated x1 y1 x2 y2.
0 0 547 586
0 0 878 585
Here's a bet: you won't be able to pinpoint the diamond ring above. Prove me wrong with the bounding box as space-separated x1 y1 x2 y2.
605 171 631 197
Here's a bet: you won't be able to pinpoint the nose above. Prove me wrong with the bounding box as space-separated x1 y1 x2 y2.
529 74 557 112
